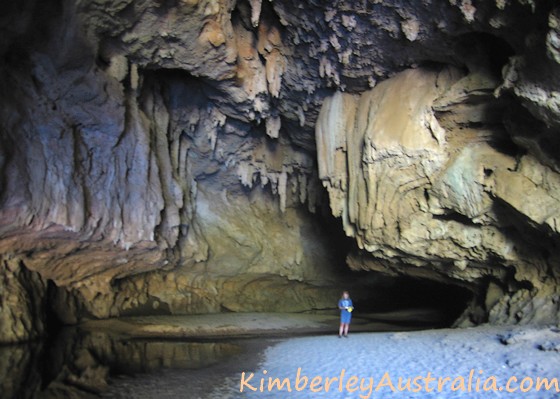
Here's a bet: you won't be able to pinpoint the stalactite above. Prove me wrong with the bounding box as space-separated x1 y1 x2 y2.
249 0 262 27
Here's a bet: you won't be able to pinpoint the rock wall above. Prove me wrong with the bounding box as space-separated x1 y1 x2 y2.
0 0 348 342
49 185 350 324
0 258 47 343
1 0 560 341
317 64 560 325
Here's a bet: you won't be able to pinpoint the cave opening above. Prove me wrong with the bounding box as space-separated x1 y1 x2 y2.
360 275 474 327
302 187 474 329
333 267 475 329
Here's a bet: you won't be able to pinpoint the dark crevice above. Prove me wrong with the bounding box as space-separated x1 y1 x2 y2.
504 101 560 171
454 32 515 78
311 201 354 270
487 134 527 159
433 211 478 226
493 197 560 246
423 188 430 202
504 267 534 293
44 280 64 337
118 295 172 317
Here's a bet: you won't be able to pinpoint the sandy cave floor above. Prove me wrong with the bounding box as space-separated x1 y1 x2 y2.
81 309 446 339
95 313 560 399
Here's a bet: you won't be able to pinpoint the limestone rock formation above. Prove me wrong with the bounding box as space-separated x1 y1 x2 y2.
0 258 47 344
50 187 348 323
317 65 560 325
1 0 560 341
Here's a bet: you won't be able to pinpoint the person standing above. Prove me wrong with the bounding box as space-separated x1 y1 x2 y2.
338 291 353 338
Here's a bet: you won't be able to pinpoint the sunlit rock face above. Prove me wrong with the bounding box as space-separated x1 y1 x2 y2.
317 65 560 326
1 0 559 342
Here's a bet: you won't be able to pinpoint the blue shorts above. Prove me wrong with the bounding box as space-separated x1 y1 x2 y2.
341 311 352 324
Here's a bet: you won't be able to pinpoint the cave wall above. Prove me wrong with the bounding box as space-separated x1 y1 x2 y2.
1 0 560 342
317 65 560 325
0 0 345 343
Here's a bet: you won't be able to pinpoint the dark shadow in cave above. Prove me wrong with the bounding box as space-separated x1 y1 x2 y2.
504 100 560 169
305 191 473 329
453 31 515 77
353 274 473 328
309 198 355 271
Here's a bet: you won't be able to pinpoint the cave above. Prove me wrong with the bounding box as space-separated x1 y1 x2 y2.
1 0 560 398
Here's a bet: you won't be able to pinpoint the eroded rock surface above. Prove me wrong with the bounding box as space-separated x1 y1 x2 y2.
317 65 560 325
0 258 47 343
1 0 560 340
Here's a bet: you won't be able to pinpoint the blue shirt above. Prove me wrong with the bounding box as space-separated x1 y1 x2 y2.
338 298 353 311
339 298 353 324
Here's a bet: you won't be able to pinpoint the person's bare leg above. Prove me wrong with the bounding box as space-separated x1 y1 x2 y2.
344 324 349 336
339 323 344 337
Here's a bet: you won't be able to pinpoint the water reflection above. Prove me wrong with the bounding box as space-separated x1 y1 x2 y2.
0 342 43 399
0 328 241 398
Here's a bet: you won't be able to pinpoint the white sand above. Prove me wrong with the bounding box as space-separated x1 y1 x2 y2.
103 325 560 399
210 325 560 399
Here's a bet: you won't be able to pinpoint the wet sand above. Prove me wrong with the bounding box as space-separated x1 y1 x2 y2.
81 308 445 340
91 309 445 398
101 336 276 399
1 308 448 398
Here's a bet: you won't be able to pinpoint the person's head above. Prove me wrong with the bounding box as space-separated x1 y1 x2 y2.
342 291 349 299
